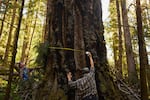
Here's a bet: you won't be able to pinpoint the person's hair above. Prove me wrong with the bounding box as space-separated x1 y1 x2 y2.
81 67 89 74
18 62 24 68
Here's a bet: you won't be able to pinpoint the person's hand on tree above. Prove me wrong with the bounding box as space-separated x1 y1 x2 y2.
86 51 94 68
67 72 72 81
86 51 92 58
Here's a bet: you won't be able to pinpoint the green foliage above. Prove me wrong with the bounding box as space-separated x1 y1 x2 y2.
0 93 4 100
0 0 46 98
0 78 7 87
36 41 49 66
0 79 7 98
8 70 43 100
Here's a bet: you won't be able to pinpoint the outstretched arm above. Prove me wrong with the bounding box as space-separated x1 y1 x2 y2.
67 72 77 88
86 52 94 68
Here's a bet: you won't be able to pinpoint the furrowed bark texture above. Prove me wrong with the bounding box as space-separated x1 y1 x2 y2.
35 0 124 100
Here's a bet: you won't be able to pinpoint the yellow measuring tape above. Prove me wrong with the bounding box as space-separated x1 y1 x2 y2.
49 47 84 52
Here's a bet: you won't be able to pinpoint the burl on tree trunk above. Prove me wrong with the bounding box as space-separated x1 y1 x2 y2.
35 0 124 100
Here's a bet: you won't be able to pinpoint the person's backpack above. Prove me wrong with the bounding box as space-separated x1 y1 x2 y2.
22 67 29 80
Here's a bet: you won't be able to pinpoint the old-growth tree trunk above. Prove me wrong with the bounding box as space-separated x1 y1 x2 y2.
120 0 138 85
36 0 124 100
136 0 149 99
116 0 123 78
4 0 25 99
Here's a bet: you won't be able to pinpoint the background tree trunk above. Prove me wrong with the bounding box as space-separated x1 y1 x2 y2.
136 0 149 99
120 0 138 85
20 0 32 63
0 0 9 39
35 0 125 100
4 0 25 99
116 0 123 78
4 0 17 66
26 10 38 64
143 0 150 93
112 32 119 70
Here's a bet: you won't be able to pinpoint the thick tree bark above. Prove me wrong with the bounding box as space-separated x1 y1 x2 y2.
35 0 124 100
74 4 86 78
4 0 25 99
116 0 123 78
120 0 138 85
44 0 52 42
136 0 149 99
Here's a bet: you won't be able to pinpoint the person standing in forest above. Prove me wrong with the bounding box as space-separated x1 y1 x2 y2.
18 62 29 81
14 62 29 80
17 62 31 99
67 52 98 100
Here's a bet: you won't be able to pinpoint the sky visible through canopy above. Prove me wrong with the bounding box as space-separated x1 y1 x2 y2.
102 0 110 21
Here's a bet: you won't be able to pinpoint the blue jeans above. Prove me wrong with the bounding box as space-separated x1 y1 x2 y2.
82 94 98 100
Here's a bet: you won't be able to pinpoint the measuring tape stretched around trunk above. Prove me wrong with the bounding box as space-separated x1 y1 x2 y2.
49 47 84 52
